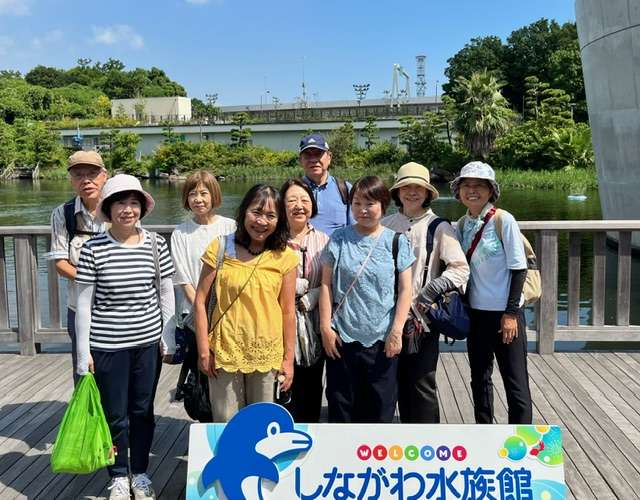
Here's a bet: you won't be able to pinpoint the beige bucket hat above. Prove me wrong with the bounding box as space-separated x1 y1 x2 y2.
389 162 439 201
96 174 155 220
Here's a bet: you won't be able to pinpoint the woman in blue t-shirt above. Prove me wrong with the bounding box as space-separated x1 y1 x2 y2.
319 175 414 423
452 161 532 424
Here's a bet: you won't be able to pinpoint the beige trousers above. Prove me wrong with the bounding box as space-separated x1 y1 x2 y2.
208 369 277 422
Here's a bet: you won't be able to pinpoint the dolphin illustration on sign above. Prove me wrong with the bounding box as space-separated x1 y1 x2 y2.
200 403 313 499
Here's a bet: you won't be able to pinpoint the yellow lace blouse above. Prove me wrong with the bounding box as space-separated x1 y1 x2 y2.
201 239 299 373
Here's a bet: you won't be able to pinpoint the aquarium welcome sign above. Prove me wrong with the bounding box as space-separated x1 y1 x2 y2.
186 403 565 500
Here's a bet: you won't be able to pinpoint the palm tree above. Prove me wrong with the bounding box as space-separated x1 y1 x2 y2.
453 70 514 159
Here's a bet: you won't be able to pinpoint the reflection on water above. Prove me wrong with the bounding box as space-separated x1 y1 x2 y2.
0 178 638 329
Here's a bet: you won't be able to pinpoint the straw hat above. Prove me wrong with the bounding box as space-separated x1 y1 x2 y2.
389 162 439 201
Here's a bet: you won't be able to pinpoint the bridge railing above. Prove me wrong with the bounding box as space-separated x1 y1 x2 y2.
1 221 639 355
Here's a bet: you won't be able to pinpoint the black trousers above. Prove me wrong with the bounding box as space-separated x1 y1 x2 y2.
285 356 325 423
93 343 162 478
467 308 532 424
325 340 398 423
397 329 440 423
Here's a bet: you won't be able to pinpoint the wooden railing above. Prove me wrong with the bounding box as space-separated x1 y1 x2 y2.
1 222 639 355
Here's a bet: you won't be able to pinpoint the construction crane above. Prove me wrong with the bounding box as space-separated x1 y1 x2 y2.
391 64 411 107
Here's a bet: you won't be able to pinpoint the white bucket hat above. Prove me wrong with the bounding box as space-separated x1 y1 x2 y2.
97 174 155 221
450 161 500 202
389 162 439 201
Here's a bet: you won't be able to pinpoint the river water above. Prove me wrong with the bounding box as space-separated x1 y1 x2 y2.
0 178 638 331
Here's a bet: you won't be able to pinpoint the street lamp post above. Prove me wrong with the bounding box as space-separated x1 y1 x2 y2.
353 83 370 105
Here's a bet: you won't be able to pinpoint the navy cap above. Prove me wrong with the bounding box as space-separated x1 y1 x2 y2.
299 133 330 153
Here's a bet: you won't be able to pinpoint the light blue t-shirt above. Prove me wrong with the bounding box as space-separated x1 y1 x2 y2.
303 175 355 236
457 204 527 311
321 226 415 346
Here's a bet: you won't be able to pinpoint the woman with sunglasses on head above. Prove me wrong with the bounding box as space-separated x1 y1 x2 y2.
319 175 414 423
193 184 299 422
279 178 329 422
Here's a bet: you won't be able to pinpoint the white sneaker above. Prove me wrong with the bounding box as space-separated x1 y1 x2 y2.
107 476 131 500
131 473 156 500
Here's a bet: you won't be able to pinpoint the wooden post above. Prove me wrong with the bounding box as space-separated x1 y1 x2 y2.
45 236 61 329
567 232 581 327
592 232 606 326
15 235 37 355
617 231 632 326
0 237 9 330
538 230 558 354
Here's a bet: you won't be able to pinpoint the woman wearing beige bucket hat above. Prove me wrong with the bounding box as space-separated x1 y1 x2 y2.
74 174 176 499
451 161 532 425
382 162 469 423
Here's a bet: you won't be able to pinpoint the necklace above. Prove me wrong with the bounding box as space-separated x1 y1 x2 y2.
245 245 264 256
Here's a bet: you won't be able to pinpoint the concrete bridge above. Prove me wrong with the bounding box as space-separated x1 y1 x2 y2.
58 118 408 156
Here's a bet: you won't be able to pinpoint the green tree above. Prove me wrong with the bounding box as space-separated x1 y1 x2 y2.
24 65 66 88
230 112 252 148
399 113 447 164
12 119 64 169
103 130 141 174
327 121 357 167
0 121 16 169
361 116 379 150
443 36 506 100
504 19 580 113
452 71 514 159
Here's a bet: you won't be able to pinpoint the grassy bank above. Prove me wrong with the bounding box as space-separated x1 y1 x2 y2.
494 168 598 191
37 163 598 192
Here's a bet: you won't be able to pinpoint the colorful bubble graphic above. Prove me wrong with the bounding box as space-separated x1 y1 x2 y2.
499 435 528 461
498 425 563 466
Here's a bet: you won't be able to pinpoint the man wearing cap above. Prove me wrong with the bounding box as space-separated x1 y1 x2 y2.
299 133 354 235
47 150 108 384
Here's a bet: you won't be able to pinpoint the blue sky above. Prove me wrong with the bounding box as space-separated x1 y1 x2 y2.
0 0 576 106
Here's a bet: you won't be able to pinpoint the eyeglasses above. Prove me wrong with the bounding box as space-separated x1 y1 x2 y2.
70 169 103 180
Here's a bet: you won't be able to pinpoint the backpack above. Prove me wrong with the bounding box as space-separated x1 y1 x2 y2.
492 209 542 306
63 198 100 243
336 177 351 223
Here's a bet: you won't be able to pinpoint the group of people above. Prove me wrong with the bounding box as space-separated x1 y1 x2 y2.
48 133 533 499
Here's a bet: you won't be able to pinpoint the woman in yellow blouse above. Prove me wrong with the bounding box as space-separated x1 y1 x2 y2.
193 184 299 422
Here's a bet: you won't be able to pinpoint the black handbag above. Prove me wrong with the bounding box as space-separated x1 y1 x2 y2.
181 369 213 422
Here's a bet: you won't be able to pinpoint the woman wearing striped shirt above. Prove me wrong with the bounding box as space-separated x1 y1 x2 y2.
279 178 329 422
75 174 175 500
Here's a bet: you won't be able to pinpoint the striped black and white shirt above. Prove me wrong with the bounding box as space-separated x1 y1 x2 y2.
76 230 175 350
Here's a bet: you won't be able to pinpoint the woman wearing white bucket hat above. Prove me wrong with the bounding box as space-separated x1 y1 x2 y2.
74 174 176 499
382 162 469 423
451 161 532 425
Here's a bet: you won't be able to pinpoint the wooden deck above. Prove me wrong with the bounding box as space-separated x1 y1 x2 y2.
1 352 640 499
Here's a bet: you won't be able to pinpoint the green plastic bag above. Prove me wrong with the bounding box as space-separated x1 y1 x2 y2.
51 373 115 474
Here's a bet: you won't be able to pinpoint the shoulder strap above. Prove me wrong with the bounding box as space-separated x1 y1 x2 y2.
392 232 400 298
465 207 496 262
423 218 448 287
336 178 349 205
493 208 504 241
150 232 163 328
215 235 226 273
63 198 77 243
